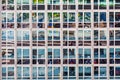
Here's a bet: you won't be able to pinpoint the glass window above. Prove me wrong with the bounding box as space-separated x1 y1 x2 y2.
110 48 114 58
38 0 44 4
32 0 37 4
22 0 29 4
48 67 52 76
32 31 37 40
38 49 45 58
69 31 75 40
8 0 14 4
78 0 83 4
2 13 6 22
115 12 120 21
53 30 60 40
63 66 68 76
2 31 6 40
109 0 114 9
69 67 75 76
78 12 83 22
48 30 52 40
53 0 60 4
2 67 6 76
84 67 91 76
84 0 90 4
7 13 14 22
17 67 22 77
7 31 14 40
2 49 6 59
100 67 106 76
17 31 22 41
79 67 83 76
94 67 98 76
94 30 98 40
54 67 60 76
38 67 45 76
63 31 68 40
54 49 60 58
63 12 68 22
100 30 107 40
69 13 75 22
8 49 14 58
48 0 52 4
48 48 52 58
17 48 21 58
94 48 98 59
109 30 114 40
100 48 106 58
32 13 37 22
17 13 22 22
115 48 120 58
23 31 29 40
115 30 120 40
32 67 37 77
63 49 68 58
38 31 45 40
84 12 91 22
84 30 91 40
78 48 83 58
115 67 120 76
48 13 52 22
100 0 106 9
84 49 91 58
23 49 29 58
23 13 29 22
8 67 14 76
100 12 106 22
17 0 21 4
38 13 44 22
78 30 83 40
23 67 30 76
69 0 75 4
94 12 98 22
2 0 6 4
69 48 75 58
53 13 60 22
109 12 114 22
115 0 120 3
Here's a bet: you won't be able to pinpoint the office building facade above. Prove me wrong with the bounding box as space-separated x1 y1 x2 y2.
1 0 120 80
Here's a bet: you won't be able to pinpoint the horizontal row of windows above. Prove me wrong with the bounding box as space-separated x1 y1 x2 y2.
2 66 120 79
2 5 120 11
2 22 120 28
2 12 120 23
1 48 120 64
2 30 120 41
2 0 120 5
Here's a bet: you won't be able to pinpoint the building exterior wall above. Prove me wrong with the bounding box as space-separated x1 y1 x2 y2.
1 0 120 80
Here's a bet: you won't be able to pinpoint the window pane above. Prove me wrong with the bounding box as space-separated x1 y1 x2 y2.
38 49 45 58
23 31 29 40
54 67 60 76
84 49 91 58
7 31 14 40
38 67 45 76
115 48 120 58
100 48 106 58
23 49 29 58
100 67 106 76
84 67 91 76
54 49 60 58
23 67 29 76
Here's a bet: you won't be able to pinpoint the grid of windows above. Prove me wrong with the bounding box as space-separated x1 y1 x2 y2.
1 0 120 80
